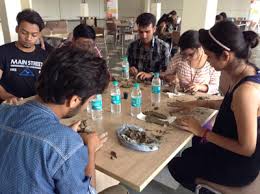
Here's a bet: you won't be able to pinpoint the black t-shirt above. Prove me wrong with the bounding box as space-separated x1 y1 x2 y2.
0 42 49 98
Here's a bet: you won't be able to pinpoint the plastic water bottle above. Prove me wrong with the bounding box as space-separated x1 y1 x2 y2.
151 72 161 107
122 56 129 80
111 81 121 114
131 83 142 117
91 94 103 120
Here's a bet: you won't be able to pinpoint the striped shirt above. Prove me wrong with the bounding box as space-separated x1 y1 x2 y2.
166 53 220 94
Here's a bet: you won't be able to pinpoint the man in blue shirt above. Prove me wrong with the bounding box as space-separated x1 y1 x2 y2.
0 46 128 194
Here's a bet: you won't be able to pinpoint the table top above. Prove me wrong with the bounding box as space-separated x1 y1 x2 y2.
62 82 222 191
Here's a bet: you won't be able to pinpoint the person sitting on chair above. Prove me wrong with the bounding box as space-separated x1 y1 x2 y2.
167 21 260 192
163 30 220 94
127 13 170 81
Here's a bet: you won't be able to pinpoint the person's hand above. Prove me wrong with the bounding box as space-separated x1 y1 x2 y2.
81 132 108 152
69 120 81 132
184 83 202 93
3 97 23 105
174 116 204 137
136 71 153 80
164 74 179 86
130 66 138 76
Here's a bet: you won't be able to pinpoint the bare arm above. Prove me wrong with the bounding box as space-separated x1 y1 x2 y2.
81 132 108 188
202 83 258 156
0 69 17 100
197 99 223 110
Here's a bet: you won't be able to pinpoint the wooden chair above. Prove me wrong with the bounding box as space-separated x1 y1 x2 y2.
195 173 260 194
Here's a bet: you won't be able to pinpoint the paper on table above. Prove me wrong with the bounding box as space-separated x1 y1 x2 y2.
137 112 176 124
166 92 185 98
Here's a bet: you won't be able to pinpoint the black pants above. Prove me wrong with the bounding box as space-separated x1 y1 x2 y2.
168 143 259 192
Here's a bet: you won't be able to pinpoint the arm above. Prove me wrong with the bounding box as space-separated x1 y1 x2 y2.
196 99 222 110
127 44 137 70
81 132 108 188
207 67 221 94
161 54 182 83
127 44 138 76
168 99 223 111
0 69 17 100
160 43 170 72
177 83 259 157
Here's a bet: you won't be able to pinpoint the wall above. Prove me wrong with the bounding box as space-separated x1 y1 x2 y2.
118 0 143 18
31 0 105 20
217 0 251 18
30 0 252 21
161 0 183 17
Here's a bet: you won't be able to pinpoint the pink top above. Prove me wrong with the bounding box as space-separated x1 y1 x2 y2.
166 53 220 94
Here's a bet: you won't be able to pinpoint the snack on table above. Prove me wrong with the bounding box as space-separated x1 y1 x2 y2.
117 124 159 152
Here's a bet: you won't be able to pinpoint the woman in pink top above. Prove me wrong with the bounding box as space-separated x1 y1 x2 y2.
164 30 220 94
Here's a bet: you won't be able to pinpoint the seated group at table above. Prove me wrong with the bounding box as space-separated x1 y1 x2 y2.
0 8 260 194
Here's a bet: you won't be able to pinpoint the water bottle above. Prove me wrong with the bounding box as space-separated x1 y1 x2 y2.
122 57 129 80
151 72 161 107
91 94 103 120
111 81 121 114
131 83 142 117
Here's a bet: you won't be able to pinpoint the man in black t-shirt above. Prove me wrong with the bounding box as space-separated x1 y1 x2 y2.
0 9 49 103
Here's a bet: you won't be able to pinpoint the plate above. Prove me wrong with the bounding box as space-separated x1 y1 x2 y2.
117 124 159 152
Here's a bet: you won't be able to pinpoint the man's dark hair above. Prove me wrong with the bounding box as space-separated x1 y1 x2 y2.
16 9 44 31
219 12 227 20
37 46 110 104
73 24 96 40
136 13 156 27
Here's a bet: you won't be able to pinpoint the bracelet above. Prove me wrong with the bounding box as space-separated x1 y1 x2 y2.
200 128 210 144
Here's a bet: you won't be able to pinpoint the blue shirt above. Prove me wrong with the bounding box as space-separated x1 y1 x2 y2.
0 101 94 194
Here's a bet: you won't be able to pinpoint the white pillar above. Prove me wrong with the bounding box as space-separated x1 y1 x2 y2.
181 0 218 34
0 0 22 43
151 2 161 22
20 0 32 9
144 0 151 13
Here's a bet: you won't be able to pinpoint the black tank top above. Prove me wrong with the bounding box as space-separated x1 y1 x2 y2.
211 65 260 173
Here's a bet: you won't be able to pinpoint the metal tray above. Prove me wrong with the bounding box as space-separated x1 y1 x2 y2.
117 124 159 152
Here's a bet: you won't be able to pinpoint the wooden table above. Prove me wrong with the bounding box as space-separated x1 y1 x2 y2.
62 83 222 192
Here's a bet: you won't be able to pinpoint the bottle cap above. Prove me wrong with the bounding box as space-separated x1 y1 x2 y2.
154 72 160 78
134 83 140 89
112 81 119 86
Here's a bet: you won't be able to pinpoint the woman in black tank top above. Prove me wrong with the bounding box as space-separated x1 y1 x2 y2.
167 21 260 192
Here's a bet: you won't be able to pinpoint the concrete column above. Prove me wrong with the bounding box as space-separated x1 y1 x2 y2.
151 2 161 22
144 0 151 13
181 0 218 34
0 0 22 43
20 0 32 9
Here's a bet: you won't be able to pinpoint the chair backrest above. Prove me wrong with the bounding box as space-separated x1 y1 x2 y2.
86 17 95 26
196 173 260 194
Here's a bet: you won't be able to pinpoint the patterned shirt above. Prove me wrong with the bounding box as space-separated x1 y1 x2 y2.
127 37 170 73
0 101 95 194
166 53 221 94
